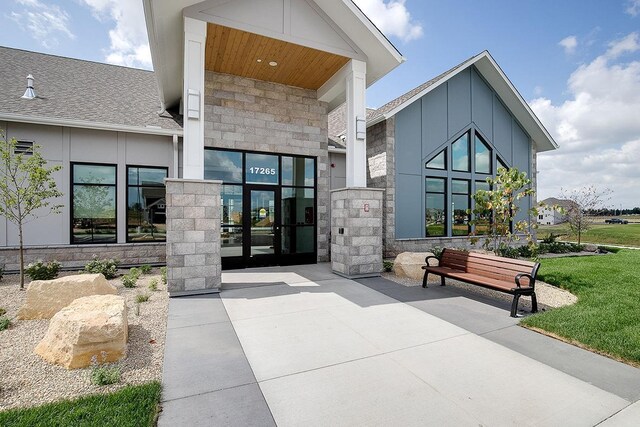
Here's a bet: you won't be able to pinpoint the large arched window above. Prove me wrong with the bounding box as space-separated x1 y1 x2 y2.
424 128 508 238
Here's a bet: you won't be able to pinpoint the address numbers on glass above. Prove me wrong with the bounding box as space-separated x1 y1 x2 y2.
248 167 277 175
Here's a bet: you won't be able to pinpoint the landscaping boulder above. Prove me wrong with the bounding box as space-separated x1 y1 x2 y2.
18 274 117 320
35 294 128 369
393 252 436 281
584 244 598 253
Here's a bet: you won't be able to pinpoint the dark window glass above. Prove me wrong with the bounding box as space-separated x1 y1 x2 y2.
475 181 491 192
498 157 509 171
72 164 117 243
282 156 315 187
204 150 243 183
425 177 446 237
474 181 492 235
452 179 470 236
282 188 315 225
475 133 492 174
221 185 243 258
426 149 446 170
127 167 167 242
246 153 279 185
281 226 314 254
452 132 470 172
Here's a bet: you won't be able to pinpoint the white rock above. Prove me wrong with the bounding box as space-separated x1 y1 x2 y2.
35 294 128 369
393 252 437 281
584 244 598 252
18 274 117 320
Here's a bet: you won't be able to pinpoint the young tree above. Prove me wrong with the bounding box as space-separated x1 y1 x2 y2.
560 186 612 245
469 167 540 254
0 135 63 289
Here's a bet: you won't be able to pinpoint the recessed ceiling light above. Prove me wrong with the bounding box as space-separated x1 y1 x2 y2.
257 59 262 63
269 61 278 67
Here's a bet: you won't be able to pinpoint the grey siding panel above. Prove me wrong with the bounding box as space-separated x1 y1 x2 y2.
447 68 471 138
421 84 448 160
512 121 531 222
395 173 423 239
492 97 513 163
395 101 422 175
471 69 493 141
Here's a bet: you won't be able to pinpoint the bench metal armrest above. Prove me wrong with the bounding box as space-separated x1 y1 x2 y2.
514 273 534 289
424 255 439 267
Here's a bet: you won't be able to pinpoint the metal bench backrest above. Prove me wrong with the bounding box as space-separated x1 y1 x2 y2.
440 249 538 286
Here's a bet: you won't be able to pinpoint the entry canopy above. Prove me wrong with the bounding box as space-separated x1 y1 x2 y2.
143 0 405 110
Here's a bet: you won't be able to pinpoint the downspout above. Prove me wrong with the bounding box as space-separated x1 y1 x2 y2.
172 134 179 178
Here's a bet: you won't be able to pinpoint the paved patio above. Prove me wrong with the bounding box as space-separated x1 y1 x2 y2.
159 263 640 426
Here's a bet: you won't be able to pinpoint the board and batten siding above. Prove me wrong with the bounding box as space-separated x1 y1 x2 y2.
394 66 532 239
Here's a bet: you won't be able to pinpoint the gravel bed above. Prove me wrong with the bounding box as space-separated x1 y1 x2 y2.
382 272 577 311
0 269 168 411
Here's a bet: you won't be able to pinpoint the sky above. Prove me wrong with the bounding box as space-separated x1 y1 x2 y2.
0 0 639 208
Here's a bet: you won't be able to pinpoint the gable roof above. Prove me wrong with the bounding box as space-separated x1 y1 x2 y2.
366 51 558 153
0 46 182 136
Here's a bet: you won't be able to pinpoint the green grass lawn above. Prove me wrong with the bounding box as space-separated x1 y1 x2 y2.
521 250 640 366
537 223 640 247
0 382 161 427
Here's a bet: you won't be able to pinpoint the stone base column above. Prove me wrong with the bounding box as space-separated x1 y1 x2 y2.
331 188 384 279
165 179 221 297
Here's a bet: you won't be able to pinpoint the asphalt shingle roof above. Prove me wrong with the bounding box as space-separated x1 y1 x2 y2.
0 46 182 131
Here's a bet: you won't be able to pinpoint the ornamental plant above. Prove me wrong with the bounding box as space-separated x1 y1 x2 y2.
25 260 61 280
0 134 63 289
469 167 540 255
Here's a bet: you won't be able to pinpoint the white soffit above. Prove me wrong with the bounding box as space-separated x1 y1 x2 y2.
144 0 404 109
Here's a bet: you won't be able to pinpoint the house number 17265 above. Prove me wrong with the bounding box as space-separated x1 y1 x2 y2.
249 167 276 175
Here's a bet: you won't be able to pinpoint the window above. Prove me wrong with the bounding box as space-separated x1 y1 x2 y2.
474 181 492 235
72 163 117 244
281 157 316 255
425 178 446 237
127 166 167 242
452 179 470 236
282 156 315 186
475 133 492 174
204 150 242 183
451 132 470 172
498 156 509 171
539 214 544 220
245 153 279 185
425 149 446 170
221 185 243 257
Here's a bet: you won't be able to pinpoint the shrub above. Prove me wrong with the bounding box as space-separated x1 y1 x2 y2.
382 260 394 272
135 293 150 303
542 233 558 244
90 364 121 386
128 267 141 280
25 260 61 281
140 264 152 274
84 256 119 279
517 244 538 259
121 274 137 288
0 316 11 331
160 266 167 285
430 247 443 259
148 278 158 291
497 246 520 259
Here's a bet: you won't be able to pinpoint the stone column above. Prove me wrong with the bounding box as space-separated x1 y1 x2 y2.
331 188 384 278
165 178 221 296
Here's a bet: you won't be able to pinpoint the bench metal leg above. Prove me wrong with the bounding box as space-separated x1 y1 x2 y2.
441 276 446 286
531 292 538 313
510 294 521 317
422 272 429 288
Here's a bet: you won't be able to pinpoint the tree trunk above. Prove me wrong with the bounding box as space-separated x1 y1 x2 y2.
19 222 25 290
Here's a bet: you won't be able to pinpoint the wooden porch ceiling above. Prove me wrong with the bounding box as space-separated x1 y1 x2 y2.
204 23 350 90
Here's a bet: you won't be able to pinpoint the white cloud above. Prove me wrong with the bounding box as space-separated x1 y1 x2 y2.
559 35 578 54
531 32 640 208
354 0 423 43
9 0 75 49
626 0 640 16
79 0 151 69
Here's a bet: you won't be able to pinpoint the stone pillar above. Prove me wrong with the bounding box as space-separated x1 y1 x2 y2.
331 188 384 278
165 178 221 296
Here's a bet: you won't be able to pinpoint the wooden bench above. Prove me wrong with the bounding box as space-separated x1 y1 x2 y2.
422 248 540 317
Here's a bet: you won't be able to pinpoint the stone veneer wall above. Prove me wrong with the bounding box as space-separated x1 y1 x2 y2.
331 188 384 278
204 72 330 262
165 179 221 296
0 242 166 272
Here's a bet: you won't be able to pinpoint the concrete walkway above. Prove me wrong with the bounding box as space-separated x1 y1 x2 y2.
159 264 640 426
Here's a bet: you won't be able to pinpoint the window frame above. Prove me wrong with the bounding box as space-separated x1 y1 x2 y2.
70 162 118 245
125 165 169 243
451 131 471 172
451 178 471 236
425 177 447 237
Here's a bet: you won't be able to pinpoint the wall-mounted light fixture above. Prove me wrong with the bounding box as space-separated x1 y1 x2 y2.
356 116 365 140
187 89 200 120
